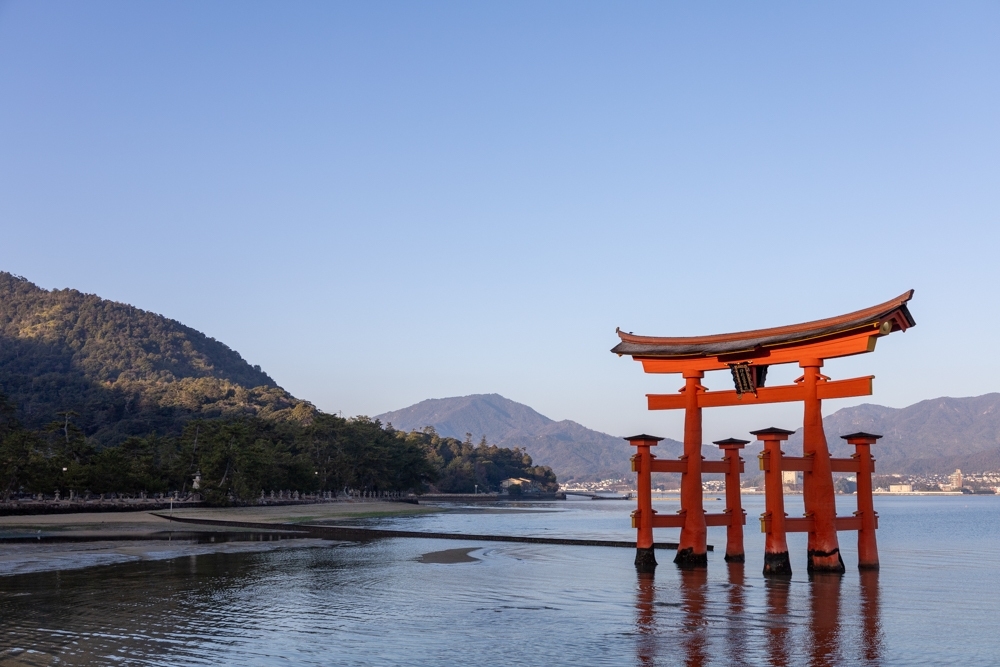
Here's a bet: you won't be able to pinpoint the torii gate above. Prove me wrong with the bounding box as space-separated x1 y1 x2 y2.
613 291 914 573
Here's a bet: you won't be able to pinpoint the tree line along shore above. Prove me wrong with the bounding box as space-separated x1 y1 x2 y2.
0 390 559 506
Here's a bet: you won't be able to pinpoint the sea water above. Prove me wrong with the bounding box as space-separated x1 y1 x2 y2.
1 495 998 666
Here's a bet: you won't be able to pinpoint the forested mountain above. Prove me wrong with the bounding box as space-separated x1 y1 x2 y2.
0 272 313 444
377 393 685 481
0 273 556 501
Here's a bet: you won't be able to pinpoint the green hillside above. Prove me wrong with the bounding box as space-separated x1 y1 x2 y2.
0 273 556 502
0 272 314 444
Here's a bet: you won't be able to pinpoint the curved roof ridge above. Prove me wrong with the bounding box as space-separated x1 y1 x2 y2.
612 290 914 358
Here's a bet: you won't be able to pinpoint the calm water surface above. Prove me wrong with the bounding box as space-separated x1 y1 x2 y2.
1 495 999 666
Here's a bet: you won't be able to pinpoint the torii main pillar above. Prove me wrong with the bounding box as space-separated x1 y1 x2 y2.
801 358 844 573
676 370 707 567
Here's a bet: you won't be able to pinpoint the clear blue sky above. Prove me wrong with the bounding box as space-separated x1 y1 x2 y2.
1 2 998 442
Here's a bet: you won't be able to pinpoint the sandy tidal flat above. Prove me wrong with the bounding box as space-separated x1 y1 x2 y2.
0 502 438 577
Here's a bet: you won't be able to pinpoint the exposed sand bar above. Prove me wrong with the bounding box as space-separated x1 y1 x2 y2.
0 501 440 537
417 547 481 564
166 501 442 525
0 536 331 577
0 503 440 576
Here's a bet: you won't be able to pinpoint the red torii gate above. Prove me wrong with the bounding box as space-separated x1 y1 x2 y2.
613 291 914 573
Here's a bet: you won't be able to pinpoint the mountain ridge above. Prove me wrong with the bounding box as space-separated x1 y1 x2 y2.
380 392 1000 480
0 272 313 444
784 393 1000 474
377 393 681 481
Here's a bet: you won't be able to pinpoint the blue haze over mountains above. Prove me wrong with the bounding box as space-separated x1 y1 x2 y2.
786 395 1000 474
378 393 1000 480
377 394 681 482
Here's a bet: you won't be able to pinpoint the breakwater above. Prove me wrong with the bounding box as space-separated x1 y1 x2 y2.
154 513 704 551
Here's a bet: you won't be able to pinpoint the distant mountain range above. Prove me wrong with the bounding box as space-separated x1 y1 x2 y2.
379 393 1000 480
377 393 683 481
783 394 1000 474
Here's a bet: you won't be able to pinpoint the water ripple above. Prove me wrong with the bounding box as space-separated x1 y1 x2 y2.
1 497 1000 665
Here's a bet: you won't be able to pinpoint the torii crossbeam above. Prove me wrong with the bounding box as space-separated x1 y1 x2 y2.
613 291 914 573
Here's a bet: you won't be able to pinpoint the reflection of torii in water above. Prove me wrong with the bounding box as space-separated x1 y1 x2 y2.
614 291 915 573
633 560 884 665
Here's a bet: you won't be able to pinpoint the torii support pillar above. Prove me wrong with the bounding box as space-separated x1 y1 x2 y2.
754 427 794 576
713 438 748 563
800 359 846 574
628 434 663 572
842 432 882 570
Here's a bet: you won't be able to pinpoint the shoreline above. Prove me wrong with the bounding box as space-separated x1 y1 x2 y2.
0 501 440 535
0 502 440 577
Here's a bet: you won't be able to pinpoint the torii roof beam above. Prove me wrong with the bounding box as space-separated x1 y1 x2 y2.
612 290 914 373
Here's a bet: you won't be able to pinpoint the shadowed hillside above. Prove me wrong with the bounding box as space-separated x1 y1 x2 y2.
0 273 314 443
377 393 684 481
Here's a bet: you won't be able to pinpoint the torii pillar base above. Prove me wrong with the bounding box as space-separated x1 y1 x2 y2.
674 548 708 568
764 552 793 576
635 548 658 572
807 551 846 574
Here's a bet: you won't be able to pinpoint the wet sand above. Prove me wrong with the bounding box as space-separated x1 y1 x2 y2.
0 536 331 577
0 502 439 577
0 501 438 535
168 501 441 525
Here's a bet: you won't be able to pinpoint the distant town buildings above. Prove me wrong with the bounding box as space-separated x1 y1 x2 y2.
561 467 1000 495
